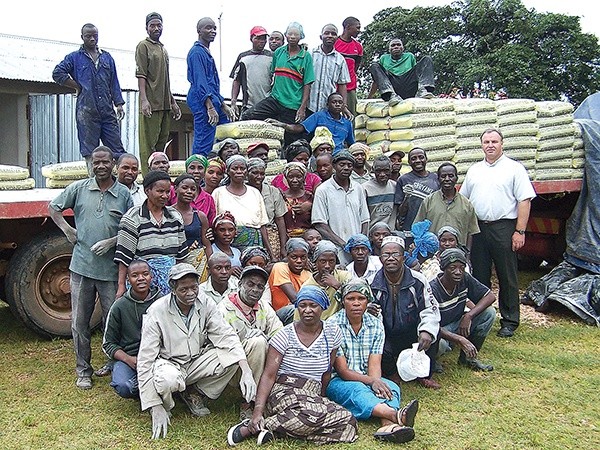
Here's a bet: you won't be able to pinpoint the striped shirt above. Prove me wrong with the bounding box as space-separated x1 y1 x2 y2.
270 322 342 382
328 310 384 376
114 202 188 266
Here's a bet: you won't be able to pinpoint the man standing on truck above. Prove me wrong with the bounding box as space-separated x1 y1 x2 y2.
49 146 133 390
52 23 126 175
460 129 535 338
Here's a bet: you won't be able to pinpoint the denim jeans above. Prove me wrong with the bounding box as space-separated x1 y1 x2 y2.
438 305 496 356
110 360 138 398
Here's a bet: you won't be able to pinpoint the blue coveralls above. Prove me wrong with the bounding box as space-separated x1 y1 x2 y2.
53 46 125 157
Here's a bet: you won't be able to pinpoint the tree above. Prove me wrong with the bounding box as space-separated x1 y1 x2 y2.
359 0 600 104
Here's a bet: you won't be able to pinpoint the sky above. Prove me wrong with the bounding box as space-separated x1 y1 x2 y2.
2 0 599 72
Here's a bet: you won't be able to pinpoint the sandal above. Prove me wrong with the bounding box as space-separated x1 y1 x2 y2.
374 424 415 443
397 399 419 427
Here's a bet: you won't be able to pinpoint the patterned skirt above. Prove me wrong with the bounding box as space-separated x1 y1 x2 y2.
264 374 358 444
233 225 262 252
146 255 176 297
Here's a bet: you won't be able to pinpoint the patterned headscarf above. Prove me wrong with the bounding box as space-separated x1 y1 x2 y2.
310 126 335 151
217 138 239 158
343 234 372 253
381 235 405 250
213 211 236 228
240 246 270 267
312 239 338 262
349 142 370 159
247 157 266 172
147 151 169 167
285 237 310 255
332 150 355 165
185 154 208 170
296 285 329 310
369 221 392 237
437 225 460 240
286 21 305 40
283 161 307 178
207 157 226 173
335 278 375 305
225 154 247 171
439 248 468 269
285 139 312 163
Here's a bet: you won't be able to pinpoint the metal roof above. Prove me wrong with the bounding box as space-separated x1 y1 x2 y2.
0 33 233 98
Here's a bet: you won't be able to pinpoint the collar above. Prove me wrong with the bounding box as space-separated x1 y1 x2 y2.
145 37 162 45
141 201 175 220
439 188 457 203
229 292 260 314
284 44 307 59
314 45 337 56
330 176 354 192
88 176 119 197
484 153 506 167
371 266 416 293
168 294 196 317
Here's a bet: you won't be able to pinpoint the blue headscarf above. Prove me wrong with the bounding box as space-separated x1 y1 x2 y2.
295 285 330 310
343 234 372 253
286 22 305 40
406 220 439 263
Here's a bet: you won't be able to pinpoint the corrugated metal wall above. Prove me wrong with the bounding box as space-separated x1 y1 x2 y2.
29 94 58 187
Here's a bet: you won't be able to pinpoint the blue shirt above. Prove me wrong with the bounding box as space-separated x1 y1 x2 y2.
52 46 124 117
186 41 224 112
301 110 355 153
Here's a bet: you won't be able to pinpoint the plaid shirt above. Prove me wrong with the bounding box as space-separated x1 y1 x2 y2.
328 309 384 376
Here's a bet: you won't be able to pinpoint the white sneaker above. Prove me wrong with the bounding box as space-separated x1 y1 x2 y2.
75 376 92 390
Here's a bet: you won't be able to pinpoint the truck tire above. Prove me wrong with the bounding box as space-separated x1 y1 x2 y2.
4 230 102 338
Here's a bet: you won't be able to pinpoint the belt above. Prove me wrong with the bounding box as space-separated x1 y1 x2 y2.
478 218 516 225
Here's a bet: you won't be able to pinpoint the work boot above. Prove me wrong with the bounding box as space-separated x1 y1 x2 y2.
388 94 403 106
416 87 434 99
458 335 494 371
180 386 211 417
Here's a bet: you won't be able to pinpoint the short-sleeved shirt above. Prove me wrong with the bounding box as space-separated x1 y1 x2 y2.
346 256 383 285
379 52 416 77
414 190 480 246
135 38 172 111
460 155 536 221
308 46 351 113
363 178 397 230
50 177 132 281
328 309 384 376
394 171 440 231
212 185 269 228
230 50 273 108
301 110 354 154
268 262 311 311
334 37 363 91
429 272 490 327
199 276 239 305
260 182 288 223
270 321 342 381
271 45 315 110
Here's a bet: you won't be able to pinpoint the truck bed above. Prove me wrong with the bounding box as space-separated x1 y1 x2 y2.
0 188 65 219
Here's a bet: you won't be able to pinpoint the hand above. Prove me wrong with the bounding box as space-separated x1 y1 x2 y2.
90 238 113 256
342 106 354 121
366 302 381 317
295 107 306 123
247 414 265 434
141 99 152 117
207 107 219 126
239 368 257 403
115 104 125 121
370 378 393 400
320 272 338 289
512 232 525 252
459 337 478 359
125 355 137 370
171 102 182 120
64 226 77 245
222 103 235 122
188 240 199 250
293 201 311 215
458 314 472 337
229 101 239 121
417 331 433 352
151 405 170 439
115 284 126 299
265 118 285 128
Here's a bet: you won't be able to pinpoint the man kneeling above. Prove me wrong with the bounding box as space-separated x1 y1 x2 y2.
429 249 496 372
137 263 257 439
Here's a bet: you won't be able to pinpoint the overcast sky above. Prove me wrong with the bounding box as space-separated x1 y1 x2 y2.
3 0 598 72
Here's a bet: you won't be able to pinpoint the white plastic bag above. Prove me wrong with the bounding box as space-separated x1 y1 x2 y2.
397 343 430 381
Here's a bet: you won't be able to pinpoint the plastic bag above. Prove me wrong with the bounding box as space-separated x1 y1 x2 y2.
397 343 430 381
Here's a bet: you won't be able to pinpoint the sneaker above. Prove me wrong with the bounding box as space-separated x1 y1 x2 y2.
257 429 275 445
76 376 92 390
93 363 112 377
227 419 249 446
180 387 211 417
388 94 403 107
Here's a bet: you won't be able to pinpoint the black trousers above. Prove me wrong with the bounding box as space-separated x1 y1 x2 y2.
241 96 306 147
381 325 439 379
471 219 520 328
370 56 435 100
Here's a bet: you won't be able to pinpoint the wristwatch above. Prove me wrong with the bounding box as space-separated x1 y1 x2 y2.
515 229 526 235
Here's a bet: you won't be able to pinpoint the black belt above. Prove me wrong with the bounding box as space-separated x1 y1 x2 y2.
478 218 516 225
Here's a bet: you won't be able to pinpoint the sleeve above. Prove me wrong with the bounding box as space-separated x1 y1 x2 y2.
255 191 270 227
465 199 481 236
414 271 441 341
52 53 75 85
459 172 472 198
135 42 149 78
272 188 288 219
329 323 343 349
310 186 329 225
394 176 406 205
302 52 315 85
137 310 164 410
513 163 536 202
371 321 385 355
175 220 190 261
269 263 292 288
345 120 355 146
229 53 243 79
205 298 247 366
262 301 284 338
101 300 123 358
337 55 351 84
206 194 217 226
49 182 78 212
300 112 318 134
414 195 429 224
107 53 125 106
356 185 370 224
465 273 491 304
113 212 139 266
268 326 290 355
187 47 213 105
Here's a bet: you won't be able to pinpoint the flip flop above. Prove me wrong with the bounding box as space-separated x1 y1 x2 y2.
374 424 415 443
397 399 419 428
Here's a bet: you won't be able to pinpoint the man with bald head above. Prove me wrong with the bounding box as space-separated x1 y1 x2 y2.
187 17 234 156
368 38 435 106
199 252 239 304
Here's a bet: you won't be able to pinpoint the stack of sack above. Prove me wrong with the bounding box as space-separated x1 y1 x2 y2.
572 122 585 175
42 161 88 188
167 160 186 182
0 164 35 190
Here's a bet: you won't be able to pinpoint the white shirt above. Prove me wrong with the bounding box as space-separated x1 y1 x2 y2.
346 255 383 284
460 154 536 221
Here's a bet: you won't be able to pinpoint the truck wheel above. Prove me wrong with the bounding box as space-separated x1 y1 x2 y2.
5 230 102 338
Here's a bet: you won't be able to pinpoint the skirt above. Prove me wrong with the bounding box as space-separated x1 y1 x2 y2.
233 225 262 252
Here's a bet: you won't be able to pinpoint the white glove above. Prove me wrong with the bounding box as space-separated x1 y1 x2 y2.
151 405 170 439
90 237 114 256
239 368 257 403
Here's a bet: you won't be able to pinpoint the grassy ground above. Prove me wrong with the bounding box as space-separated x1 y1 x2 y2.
0 269 599 449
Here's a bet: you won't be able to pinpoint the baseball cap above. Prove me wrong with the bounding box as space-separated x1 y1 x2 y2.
250 26 268 38
169 263 200 281
385 149 406 159
240 265 269 282
247 142 270 156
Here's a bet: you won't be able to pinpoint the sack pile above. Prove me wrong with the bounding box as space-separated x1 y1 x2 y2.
0 164 35 190
42 161 88 188
214 121 284 157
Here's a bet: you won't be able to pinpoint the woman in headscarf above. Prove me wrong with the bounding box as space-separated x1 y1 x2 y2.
271 139 321 194
212 155 275 258
240 245 273 306
114 170 188 297
327 279 419 444
420 225 471 282
211 211 242 275
268 238 312 325
344 234 383 284
203 158 226 194
147 151 170 173
308 126 335 172
369 222 393 257
246 157 288 259
282 161 313 238
227 284 358 446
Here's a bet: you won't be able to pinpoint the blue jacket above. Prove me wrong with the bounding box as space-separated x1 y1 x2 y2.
186 41 223 112
53 46 124 117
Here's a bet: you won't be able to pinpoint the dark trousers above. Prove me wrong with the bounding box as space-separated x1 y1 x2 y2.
370 56 435 100
242 96 306 146
77 109 125 158
381 325 439 379
471 219 520 328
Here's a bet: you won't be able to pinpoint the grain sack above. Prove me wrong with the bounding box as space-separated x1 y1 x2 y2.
495 99 536 115
455 123 498 138
0 164 29 181
45 178 77 189
536 101 574 118
455 137 482 150
354 128 369 142
535 168 572 181
454 112 497 127
388 135 456 155
388 98 455 116
368 140 391 154
168 160 186 177
536 145 573 163
42 161 88 180
365 102 390 118
501 123 539 138
266 159 286 176
573 138 584 150
497 110 537 127
426 146 457 162
213 138 282 155
355 114 368 129
0 177 35 190
538 123 577 141
267 150 279 162
538 136 575 153
389 112 456 129
215 120 284 141
425 160 446 174
356 99 381 115
502 136 538 150
572 147 585 159
504 149 536 168
453 98 496 114
537 115 573 127
572 167 584 179
366 125 456 145
454 148 483 163
573 122 583 138
366 117 391 131
526 169 535 180
367 146 384 161
536 159 572 170
455 161 475 175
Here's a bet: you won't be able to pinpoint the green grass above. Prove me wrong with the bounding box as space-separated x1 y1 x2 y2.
1 269 599 449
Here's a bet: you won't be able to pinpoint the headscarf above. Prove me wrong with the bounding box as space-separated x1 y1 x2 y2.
437 225 460 240
335 278 375 305
295 285 329 310
343 234 372 253
312 239 338 262
286 21 305 40
285 237 310 255
225 154 247 171
240 246 270 267
285 139 311 162
410 219 439 258
439 248 468 269
207 157 226 173
247 157 266 172
310 126 335 150
217 138 239 158
381 235 405 250
143 170 171 190
148 151 169 167
349 142 370 159
283 161 307 178
332 150 355 165
213 211 236 228
185 154 208 170
369 221 392 237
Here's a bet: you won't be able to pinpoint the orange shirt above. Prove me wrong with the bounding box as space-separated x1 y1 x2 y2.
268 262 311 311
